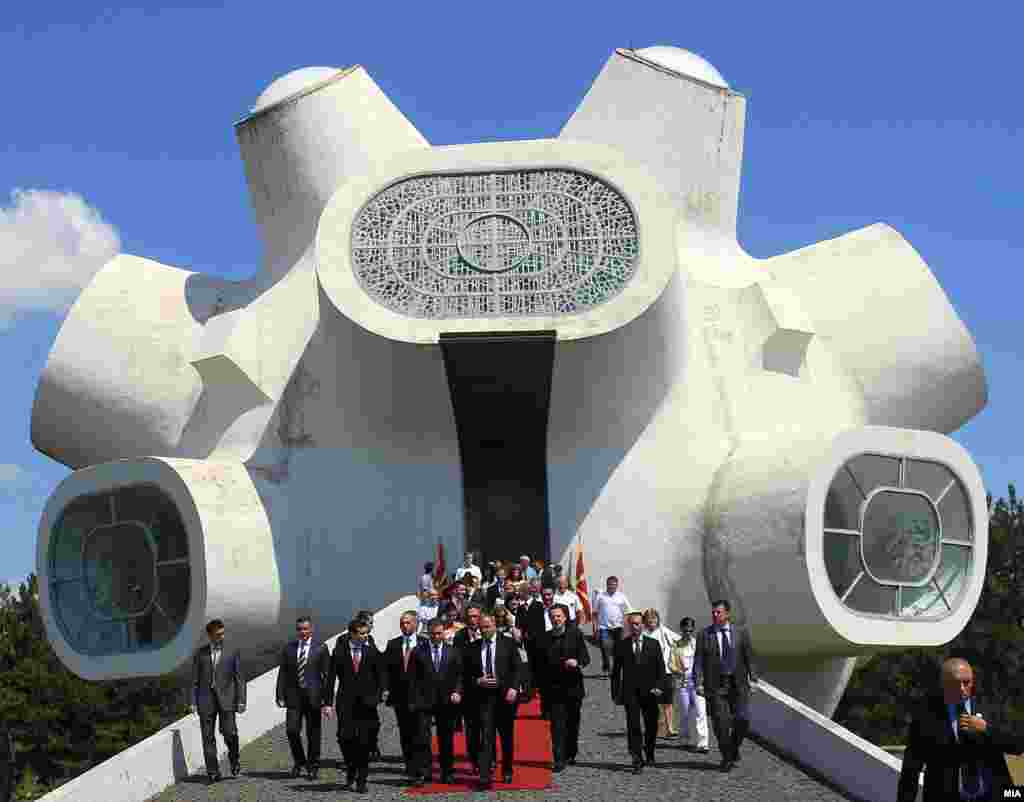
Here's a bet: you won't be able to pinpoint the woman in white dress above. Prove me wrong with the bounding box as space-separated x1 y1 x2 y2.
668 616 709 751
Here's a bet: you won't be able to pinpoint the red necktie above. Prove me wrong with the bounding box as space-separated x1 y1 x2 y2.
352 647 362 672
403 641 412 671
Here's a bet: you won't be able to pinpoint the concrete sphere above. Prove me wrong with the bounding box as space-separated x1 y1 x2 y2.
252 66 342 113
635 46 728 88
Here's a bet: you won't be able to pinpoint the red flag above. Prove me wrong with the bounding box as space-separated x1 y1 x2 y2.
433 541 448 592
575 543 592 623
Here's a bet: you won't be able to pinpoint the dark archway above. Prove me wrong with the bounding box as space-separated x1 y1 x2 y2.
441 332 555 568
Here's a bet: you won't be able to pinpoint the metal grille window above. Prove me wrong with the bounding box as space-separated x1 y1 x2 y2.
350 170 639 318
823 455 972 619
48 485 191 655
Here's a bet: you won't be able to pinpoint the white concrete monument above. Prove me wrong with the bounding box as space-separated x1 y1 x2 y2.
30 47 987 715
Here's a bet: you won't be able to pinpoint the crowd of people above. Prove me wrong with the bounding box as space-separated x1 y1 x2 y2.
187 549 1024 799
189 551 761 791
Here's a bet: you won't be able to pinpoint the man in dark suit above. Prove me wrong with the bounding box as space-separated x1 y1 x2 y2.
522 586 557 718
191 619 246 783
329 617 385 793
612 611 666 773
464 612 523 790
486 567 508 609
694 598 758 772
381 610 425 779
409 618 464 785
452 605 484 773
538 604 590 771
898 657 1024 801
275 616 333 780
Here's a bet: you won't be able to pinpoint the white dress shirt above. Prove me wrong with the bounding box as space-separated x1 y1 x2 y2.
479 637 499 680
455 564 483 584
592 590 631 630
644 626 678 673
552 590 580 621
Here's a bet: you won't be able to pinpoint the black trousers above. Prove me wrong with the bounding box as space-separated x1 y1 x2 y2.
707 675 750 761
199 696 239 776
392 705 418 767
623 691 659 761
412 707 457 778
460 702 482 768
285 689 322 768
338 703 379 782
477 692 517 778
548 696 582 765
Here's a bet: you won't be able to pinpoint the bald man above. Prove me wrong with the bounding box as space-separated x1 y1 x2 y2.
897 657 1024 801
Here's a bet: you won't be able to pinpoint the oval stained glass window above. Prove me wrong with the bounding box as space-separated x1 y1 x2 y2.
350 170 639 318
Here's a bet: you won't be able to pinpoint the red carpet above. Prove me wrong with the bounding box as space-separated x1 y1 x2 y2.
405 695 553 793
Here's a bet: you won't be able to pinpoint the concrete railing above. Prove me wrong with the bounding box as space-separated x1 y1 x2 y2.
38 595 419 802
749 679 916 802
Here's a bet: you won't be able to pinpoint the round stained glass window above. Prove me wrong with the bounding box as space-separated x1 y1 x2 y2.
48 485 191 655
823 455 972 619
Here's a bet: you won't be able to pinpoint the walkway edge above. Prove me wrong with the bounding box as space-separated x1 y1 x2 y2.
750 679 918 802
37 596 420 802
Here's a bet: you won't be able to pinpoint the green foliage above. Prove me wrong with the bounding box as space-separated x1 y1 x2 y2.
835 483 1024 744
0 575 189 800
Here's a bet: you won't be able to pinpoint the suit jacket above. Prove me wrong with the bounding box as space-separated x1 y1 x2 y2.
538 626 590 699
276 638 332 709
409 640 464 712
898 694 1024 802
611 636 665 702
693 624 757 692
193 643 245 714
522 603 554 643
486 582 509 609
452 626 483 654
383 634 426 708
463 635 523 699
329 638 385 712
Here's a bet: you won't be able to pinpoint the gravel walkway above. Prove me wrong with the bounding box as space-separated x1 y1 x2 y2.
149 643 856 802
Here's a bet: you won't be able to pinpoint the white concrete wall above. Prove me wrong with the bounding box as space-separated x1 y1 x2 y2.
36 595 418 802
749 679 919 802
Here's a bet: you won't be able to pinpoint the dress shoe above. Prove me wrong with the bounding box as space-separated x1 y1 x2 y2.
290 765 304 779
207 773 222 784
646 754 656 766
733 751 742 764
567 757 577 765
720 757 734 772
307 767 319 780
632 762 643 774
230 761 240 777
411 776 426 787
355 780 368 793
340 773 355 790
697 746 709 754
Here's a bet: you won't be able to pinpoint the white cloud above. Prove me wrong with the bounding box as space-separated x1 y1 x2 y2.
0 189 120 328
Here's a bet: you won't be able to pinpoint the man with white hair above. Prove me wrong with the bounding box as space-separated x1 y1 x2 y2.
898 657 1024 801
519 555 539 582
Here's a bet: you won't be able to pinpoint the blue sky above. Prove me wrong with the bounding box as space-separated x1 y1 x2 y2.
1 3 1020 585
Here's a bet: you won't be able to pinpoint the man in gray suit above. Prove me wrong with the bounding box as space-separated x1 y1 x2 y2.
694 599 758 772
191 619 246 783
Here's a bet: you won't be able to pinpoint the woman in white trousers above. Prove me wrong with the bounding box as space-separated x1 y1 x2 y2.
669 617 709 751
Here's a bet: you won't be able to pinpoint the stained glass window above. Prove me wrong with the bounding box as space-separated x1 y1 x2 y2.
351 170 639 318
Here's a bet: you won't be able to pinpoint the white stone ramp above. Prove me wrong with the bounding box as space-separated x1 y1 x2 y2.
749 678 917 802
36 595 420 802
